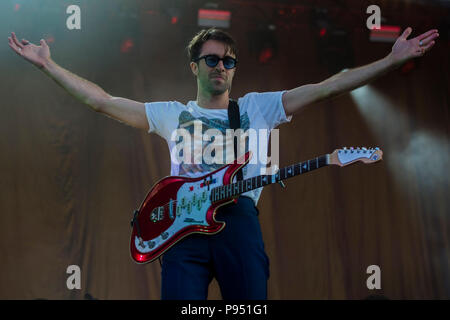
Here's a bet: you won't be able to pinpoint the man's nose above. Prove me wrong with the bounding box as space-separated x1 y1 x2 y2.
215 60 225 71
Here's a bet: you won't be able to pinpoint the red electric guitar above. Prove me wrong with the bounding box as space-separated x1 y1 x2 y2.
130 147 383 264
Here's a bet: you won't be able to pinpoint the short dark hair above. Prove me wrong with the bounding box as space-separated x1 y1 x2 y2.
187 28 238 62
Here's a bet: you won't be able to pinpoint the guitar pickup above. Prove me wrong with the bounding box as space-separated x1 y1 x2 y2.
187 202 192 214
169 199 174 219
196 199 202 210
150 206 164 223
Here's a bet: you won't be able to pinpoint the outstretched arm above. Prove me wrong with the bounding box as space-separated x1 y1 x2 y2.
282 27 439 116
8 32 149 131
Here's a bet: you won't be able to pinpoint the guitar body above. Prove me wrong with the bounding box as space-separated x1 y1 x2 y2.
130 151 251 264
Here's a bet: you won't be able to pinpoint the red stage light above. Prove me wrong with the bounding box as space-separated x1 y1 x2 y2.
121 39 134 53
198 9 231 28
370 25 401 42
259 47 273 63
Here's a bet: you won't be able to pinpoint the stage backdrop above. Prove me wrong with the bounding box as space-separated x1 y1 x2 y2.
1 0 449 299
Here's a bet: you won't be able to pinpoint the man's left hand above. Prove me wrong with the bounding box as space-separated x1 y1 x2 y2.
389 27 439 65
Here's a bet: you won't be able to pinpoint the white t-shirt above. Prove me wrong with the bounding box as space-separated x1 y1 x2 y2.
145 91 292 205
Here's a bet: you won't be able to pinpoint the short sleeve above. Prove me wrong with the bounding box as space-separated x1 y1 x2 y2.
239 91 292 129
144 101 180 139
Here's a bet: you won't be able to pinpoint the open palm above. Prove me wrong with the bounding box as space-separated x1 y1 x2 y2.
8 32 50 69
391 27 439 65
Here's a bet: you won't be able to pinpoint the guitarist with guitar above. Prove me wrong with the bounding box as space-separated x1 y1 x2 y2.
8 25 438 300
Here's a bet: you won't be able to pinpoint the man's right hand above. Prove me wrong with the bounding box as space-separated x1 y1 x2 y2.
7 32 149 131
8 32 50 69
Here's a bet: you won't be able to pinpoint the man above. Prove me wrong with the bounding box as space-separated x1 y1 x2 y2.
8 26 438 299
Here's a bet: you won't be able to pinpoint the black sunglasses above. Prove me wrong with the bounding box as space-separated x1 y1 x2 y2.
193 54 237 69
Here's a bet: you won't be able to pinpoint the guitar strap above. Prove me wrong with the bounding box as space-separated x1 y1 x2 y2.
228 99 243 181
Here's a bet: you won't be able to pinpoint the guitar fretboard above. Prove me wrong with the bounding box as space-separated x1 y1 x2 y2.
211 155 328 203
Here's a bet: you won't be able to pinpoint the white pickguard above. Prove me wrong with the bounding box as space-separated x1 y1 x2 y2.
135 168 228 253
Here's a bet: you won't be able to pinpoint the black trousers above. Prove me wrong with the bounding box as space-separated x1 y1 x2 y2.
161 196 270 300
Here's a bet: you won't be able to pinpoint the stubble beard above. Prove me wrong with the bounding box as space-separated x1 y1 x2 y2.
205 77 231 96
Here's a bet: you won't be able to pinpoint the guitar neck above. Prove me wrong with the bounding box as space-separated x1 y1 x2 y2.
211 154 329 203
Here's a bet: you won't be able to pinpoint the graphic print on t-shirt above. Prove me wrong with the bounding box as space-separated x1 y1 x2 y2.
175 110 250 176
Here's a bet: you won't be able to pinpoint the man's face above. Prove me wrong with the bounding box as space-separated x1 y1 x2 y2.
190 40 236 96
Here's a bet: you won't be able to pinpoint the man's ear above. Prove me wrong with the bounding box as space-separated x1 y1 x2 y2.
190 61 198 76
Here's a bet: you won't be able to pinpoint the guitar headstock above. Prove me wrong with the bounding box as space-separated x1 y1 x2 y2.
329 147 383 167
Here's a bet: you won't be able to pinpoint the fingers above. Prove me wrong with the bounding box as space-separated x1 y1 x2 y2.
8 35 22 55
401 27 412 39
416 29 439 56
10 32 24 49
415 38 436 57
420 32 439 46
418 34 438 48
421 39 435 51
402 27 439 43
40 39 48 48
416 29 439 41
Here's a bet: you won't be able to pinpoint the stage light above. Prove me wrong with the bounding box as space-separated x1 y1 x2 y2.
369 25 401 43
312 7 354 73
198 8 231 28
248 26 278 64
120 38 134 53
259 47 273 64
350 86 448 193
